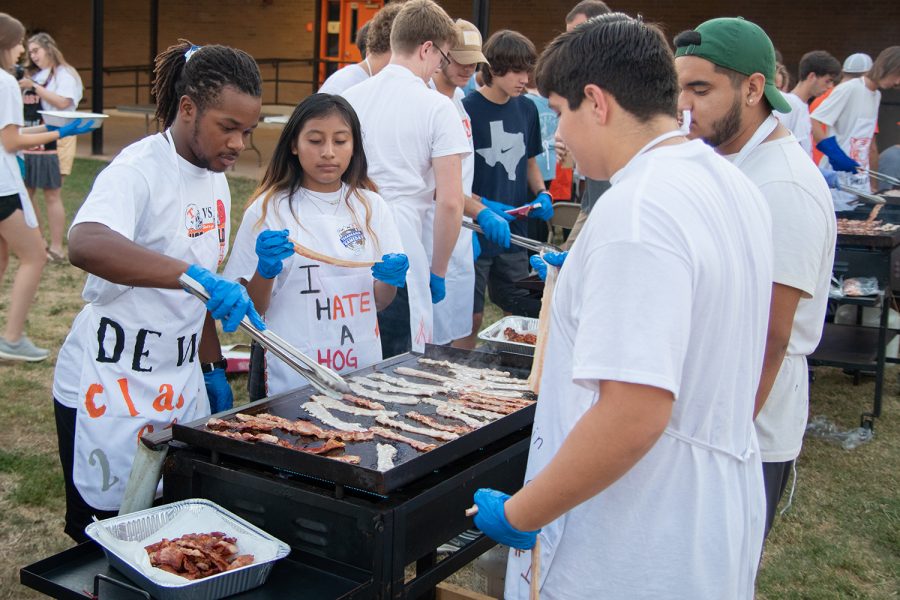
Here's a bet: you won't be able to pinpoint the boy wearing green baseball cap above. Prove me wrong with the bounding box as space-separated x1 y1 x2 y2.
675 18 837 543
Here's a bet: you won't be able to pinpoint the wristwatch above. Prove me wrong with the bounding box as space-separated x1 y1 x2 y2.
200 357 228 373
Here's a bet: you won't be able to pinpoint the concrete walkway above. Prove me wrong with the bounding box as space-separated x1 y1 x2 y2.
74 105 295 181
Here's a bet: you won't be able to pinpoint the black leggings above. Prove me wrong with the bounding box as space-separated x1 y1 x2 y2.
0 193 23 222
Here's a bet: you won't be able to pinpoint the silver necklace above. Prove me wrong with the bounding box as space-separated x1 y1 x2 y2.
303 184 344 215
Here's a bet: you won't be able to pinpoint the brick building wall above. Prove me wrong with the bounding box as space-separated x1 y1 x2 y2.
4 0 898 144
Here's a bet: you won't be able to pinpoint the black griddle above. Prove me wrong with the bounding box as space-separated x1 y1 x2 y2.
172 345 534 495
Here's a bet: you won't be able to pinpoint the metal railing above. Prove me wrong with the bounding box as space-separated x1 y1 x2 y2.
76 57 318 107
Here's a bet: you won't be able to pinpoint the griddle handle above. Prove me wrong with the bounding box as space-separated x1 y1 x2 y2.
93 573 152 599
140 428 173 450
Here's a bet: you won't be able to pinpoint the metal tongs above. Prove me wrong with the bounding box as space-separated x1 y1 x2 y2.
462 221 562 253
837 183 886 205
860 168 900 188
179 272 351 399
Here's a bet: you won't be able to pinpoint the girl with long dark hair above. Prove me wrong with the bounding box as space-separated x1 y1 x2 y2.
224 93 408 398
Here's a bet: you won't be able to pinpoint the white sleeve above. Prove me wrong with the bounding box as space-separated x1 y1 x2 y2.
571 241 693 397
222 199 264 282
0 77 23 128
760 181 830 297
430 98 471 159
70 164 149 240
51 68 83 109
810 84 850 128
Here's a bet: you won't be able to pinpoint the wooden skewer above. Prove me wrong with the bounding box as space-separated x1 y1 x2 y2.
289 237 381 268
464 505 541 600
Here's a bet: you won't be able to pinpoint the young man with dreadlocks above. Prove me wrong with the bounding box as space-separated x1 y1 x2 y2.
471 14 772 598
52 40 265 542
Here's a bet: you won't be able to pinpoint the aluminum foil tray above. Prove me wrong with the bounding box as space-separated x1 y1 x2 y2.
85 498 290 600
478 315 538 356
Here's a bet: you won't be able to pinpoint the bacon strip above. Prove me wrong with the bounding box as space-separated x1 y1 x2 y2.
422 397 504 421
342 394 385 410
376 443 397 472
371 427 437 452
302 401 368 432
417 358 516 379
235 412 374 441
350 375 436 396
206 418 273 433
374 414 459 441
310 394 397 418
291 237 378 268
276 438 345 454
348 382 420 405
458 390 534 408
329 455 362 464
395 366 454 384
450 398 516 415
396 366 530 394
406 411 473 434
368 372 447 394
435 406 487 428
209 430 280 444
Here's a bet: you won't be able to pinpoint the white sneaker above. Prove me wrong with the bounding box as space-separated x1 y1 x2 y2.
0 336 49 362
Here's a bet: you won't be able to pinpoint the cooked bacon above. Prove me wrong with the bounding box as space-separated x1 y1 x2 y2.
406 411 473 434
206 417 274 433
146 532 253 580
371 427 437 452
374 414 459 441
396 366 529 394
235 412 374 441
210 429 280 444
291 237 377 268
310 394 397 418
422 397 504 421
450 398 517 415
328 455 362 464
348 382 421 405
342 393 385 410
458 390 534 408
435 406 487 428
417 358 515 378
395 366 454 384
376 443 397 472
503 327 537 345
368 372 447 394
276 437 345 454
302 401 368 432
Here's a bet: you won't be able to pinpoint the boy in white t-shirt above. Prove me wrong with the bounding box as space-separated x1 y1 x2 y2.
675 17 836 540
472 14 772 599
342 0 469 356
775 50 840 157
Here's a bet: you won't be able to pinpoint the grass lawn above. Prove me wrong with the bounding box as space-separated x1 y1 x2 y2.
1 158 897 598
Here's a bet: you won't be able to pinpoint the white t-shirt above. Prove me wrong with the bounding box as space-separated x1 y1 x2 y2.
734 135 836 462
34 66 83 111
0 70 25 196
775 93 813 157
53 133 231 407
811 77 880 170
319 63 369 95
506 139 771 600
224 186 402 285
342 64 470 213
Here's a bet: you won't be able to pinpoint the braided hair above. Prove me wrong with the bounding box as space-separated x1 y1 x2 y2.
152 39 262 128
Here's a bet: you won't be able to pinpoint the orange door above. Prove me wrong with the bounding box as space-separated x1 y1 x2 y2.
319 0 383 85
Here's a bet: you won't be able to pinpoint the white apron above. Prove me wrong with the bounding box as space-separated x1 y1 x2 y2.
264 209 382 396
72 132 223 510
422 210 474 345
393 199 433 352
829 116 877 211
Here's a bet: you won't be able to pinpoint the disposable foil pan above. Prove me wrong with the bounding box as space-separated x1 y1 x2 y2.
478 315 538 356
85 498 290 600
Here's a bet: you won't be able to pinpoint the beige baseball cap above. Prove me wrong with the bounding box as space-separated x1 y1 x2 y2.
449 19 489 65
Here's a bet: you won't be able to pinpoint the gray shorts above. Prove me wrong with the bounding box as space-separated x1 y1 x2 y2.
473 251 541 317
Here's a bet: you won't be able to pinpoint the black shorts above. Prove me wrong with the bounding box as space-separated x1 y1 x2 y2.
473 251 541 317
53 400 118 543
0 193 23 222
762 459 794 539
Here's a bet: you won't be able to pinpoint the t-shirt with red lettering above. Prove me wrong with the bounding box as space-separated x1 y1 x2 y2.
224 186 402 395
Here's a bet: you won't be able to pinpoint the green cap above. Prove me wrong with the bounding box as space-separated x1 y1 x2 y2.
674 17 791 113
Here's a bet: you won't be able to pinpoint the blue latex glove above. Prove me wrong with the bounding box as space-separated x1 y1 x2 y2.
476 208 511 248
185 264 266 333
819 167 840 188
816 136 860 173
529 251 568 281
46 118 96 138
481 198 518 219
472 232 481 262
204 368 233 413
430 272 446 304
529 191 554 221
255 229 295 279
472 489 540 550
372 253 409 287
